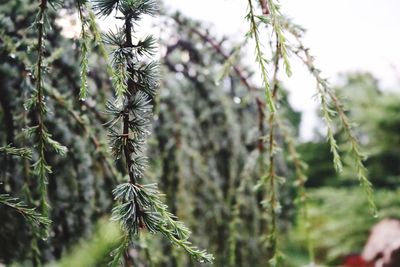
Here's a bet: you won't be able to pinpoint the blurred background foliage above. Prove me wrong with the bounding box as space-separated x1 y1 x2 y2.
291 72 400 265
0 0 399 266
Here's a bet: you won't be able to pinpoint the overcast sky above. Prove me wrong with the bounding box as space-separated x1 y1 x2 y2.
162 0 400 140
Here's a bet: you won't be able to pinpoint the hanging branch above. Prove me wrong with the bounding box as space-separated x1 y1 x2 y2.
34 0 50 219
287 31 377 216
0 145 32 159
241 1 376 263
23 2 69 263
328 92 377 216
277 117 314 263
263 39 284 267
246 1 291 264
246 0 275 112
264 0 291 76
76 0 90 100
244 2 316 264
0 194 51 233
92 0 213 264
87 7 114 77
27 0 67 229
293 45 343 173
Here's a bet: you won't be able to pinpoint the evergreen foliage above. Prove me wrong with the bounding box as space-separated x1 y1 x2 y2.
289 36 377 215
92 0 213 264
287 73 400 265
243 0 377 265
0 194 51 236
157 13 299 265
0 0 117 262
0 0 383 266
0 145 32 159
76 0 90 100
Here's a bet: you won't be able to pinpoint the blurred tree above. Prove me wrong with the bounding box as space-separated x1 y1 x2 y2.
291 188 400 266
298 141 337 187
299 73 400 189
287 73 400 265
335 73 400 188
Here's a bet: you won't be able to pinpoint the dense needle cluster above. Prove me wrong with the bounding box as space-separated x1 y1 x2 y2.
92 0 213 264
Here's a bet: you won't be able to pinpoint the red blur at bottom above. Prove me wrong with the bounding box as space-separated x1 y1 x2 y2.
342 254 372 267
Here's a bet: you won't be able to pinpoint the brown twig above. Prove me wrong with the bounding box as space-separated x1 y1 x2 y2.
124 18 138 185
265 37 280 258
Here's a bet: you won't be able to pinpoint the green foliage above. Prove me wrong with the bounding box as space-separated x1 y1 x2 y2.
334 73 400 188
48 220 122 267
27 3 69 262
111 183 213 263
245 0 275 112
298 142 337 187
265 0 291 76
94 0 213 264
284 21 377 216
0 1 384 267
0 0 117 263
291 188 400 264
158 12 299 266
77 0 90 100
0 145 32 159
0 194 51 237
293 44 343 174
92 0 120 17
286 73 400 266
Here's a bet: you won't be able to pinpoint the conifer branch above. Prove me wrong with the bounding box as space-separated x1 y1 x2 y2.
77 0 90 100
284 20 377 216
87 8 114 76
264 0 291 76
29 1 53 262
277 118 315 263
0 145 32 159
328 92 377 216
289 41 343 173
27 0 68 249
293 47 376 214
35 0 50 220
251 36 284 266
246 0 275 112
0 194 51 234
264 39 284 267
93 0 213 264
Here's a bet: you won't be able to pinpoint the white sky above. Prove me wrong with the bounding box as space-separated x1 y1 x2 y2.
163 0 400 140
